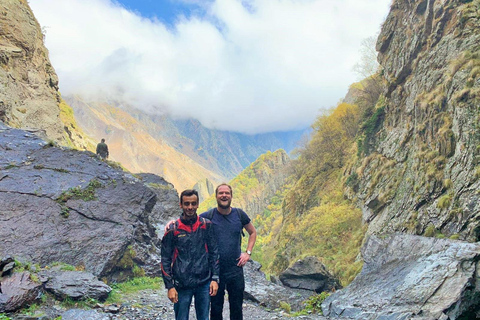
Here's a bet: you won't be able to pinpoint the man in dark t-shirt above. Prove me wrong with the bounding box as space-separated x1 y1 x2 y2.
200 184 256 320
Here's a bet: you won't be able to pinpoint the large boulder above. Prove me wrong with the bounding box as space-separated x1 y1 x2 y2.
244 259 313 311
39 270 111 301
0 124 161 280
279 256 341 292
0 272 42 312
322 234 480 319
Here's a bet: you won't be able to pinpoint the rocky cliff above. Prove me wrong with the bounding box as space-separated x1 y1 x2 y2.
347 0 480 241
0 0 94 150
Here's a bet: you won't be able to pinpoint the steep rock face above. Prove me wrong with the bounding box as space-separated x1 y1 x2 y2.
349 0 480 240
0 123 162 280
0 1 94 150
0 0 63 142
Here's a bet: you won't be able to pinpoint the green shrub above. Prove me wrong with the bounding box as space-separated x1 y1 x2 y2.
424 225 437 237
132 265 145 277
279 301 291 313
304 292 330 315
437 194 452 209
443 179 453 189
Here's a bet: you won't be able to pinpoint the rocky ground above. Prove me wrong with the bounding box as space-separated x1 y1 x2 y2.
7 287 326 320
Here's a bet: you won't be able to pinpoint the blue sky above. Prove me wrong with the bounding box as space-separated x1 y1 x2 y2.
30 0 392 134
114 0 204 26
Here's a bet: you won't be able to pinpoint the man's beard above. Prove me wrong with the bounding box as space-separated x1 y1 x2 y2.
217 200 231 209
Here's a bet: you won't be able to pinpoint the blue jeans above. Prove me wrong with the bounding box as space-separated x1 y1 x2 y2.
174 282 210 320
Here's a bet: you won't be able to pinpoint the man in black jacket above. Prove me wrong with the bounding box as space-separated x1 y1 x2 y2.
161 189 219 320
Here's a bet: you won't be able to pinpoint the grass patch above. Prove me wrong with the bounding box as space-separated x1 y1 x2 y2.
57 179 102 203
47 262 77 271
106 277 163 304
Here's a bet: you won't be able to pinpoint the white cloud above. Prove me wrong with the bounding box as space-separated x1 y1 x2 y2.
29 0 391 134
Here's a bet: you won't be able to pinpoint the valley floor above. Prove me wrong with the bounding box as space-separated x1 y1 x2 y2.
7 287 330 320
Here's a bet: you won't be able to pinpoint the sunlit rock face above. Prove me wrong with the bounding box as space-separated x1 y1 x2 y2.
0 0 65 143
348 0 480 241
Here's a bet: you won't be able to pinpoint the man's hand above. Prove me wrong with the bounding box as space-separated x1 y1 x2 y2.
236 252 251 267
168 288 178 303
164 220 176 232
210 281 219 296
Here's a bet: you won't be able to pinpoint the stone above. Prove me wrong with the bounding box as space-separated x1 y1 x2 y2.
322 234 480 319
40 270 112 301
61 309 112 320
0 272 42 312
279 256 341 292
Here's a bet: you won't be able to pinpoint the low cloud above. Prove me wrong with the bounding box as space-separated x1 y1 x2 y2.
30 0 391 134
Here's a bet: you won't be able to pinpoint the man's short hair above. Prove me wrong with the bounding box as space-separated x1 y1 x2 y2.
180 189 199 204
101 138 105 143
215 183 233 196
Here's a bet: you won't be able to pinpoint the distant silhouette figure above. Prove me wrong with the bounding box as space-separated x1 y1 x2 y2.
96 138 109 159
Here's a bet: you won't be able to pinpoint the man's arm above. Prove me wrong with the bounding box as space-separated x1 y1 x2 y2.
237 222 257 266
161 228 178 302
206 221 220 296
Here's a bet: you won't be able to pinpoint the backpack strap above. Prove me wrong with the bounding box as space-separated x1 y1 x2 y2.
205 208 215 220
236 208 250 226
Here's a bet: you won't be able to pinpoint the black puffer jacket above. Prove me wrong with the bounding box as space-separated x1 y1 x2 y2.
161 215 219 289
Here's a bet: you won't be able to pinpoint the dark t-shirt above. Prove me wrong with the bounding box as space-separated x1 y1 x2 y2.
200 208 250 276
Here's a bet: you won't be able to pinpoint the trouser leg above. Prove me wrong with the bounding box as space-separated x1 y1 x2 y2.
211 279 226 320
226 270 245 320
174 288 194 320
194 282 211 320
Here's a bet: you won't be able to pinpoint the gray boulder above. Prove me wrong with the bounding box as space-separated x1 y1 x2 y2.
279 256 341 292
40 270 111 301
0 272 42 312
244 259 314 311
322 234 480 319
0 124 161 280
